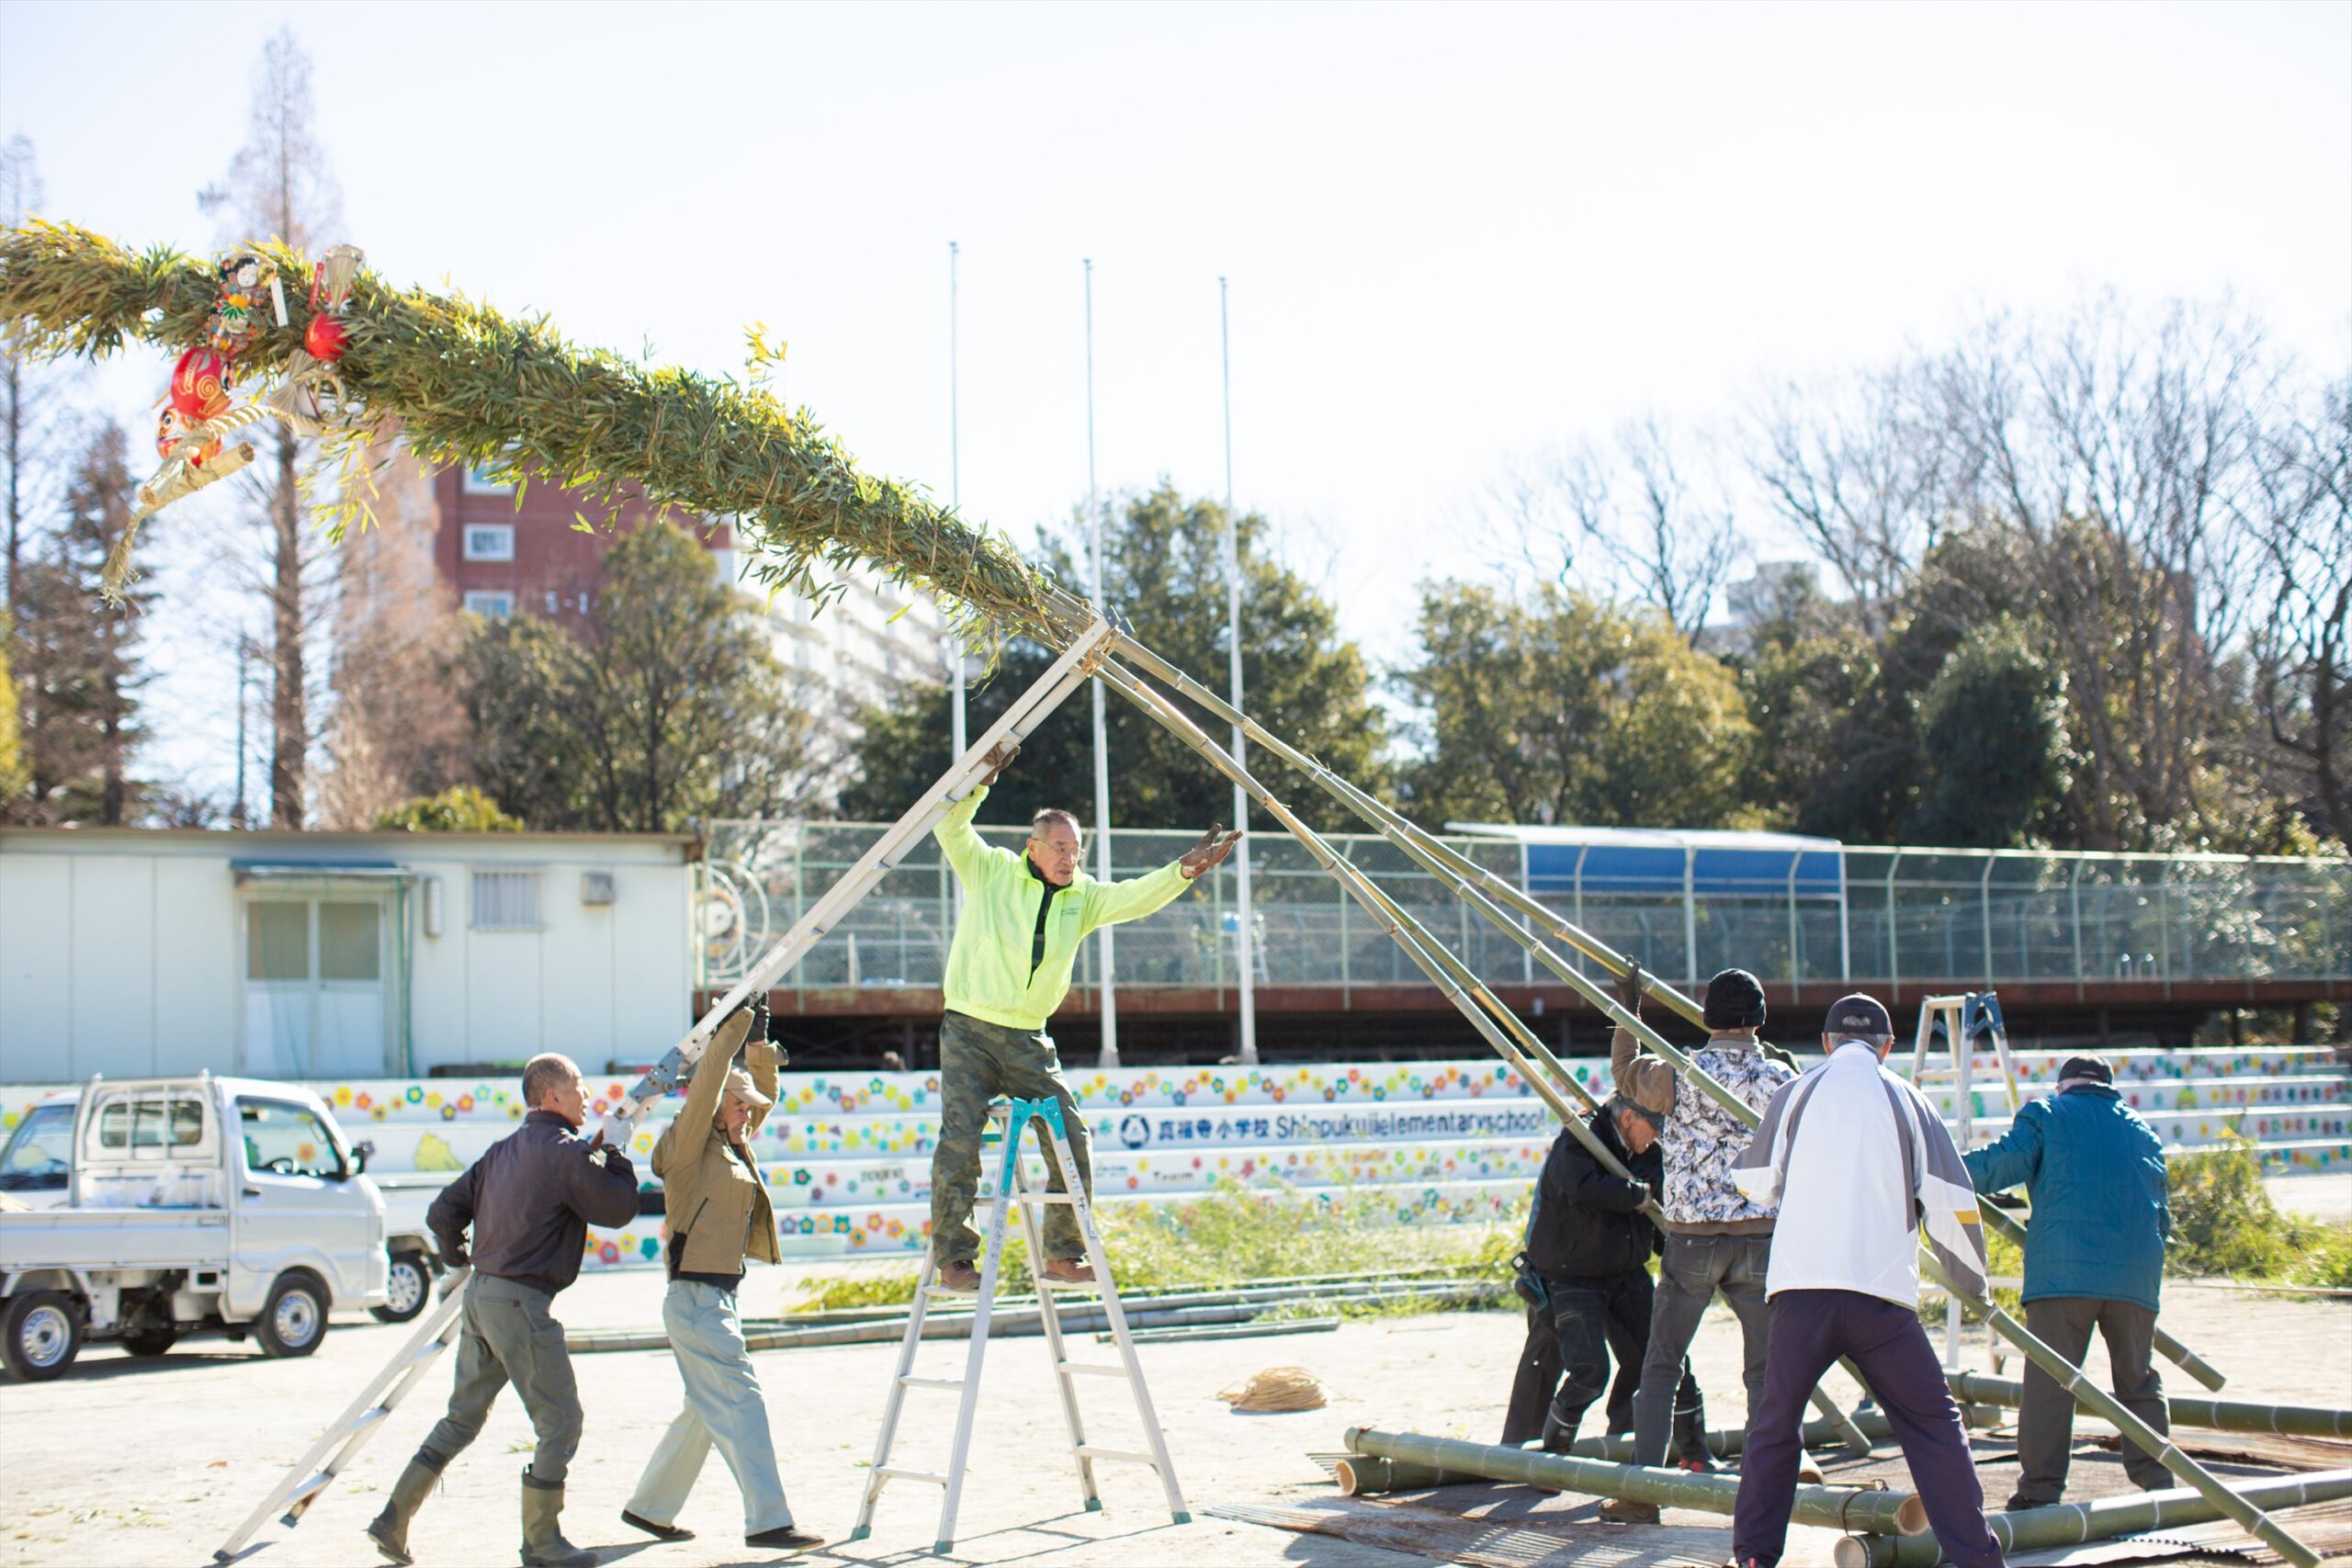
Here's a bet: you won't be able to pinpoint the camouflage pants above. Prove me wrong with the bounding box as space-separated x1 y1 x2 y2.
929 1011 1093 1264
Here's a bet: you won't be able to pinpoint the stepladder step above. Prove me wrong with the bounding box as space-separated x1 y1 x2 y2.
877 1466 949 1485
1075 1445 1161 1467
1057 1361 1128 1378
899 1375 964 1392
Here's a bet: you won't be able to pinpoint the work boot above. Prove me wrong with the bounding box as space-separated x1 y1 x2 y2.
364 1452 442 1566
519 1468 594 1568
1040 1258 1095 1285
1600 1497 1661 1525
934 1260 980 1292
1674 1384 1714 1471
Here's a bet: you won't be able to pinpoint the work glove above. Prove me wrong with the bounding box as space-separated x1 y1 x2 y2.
1615 961 1645 1020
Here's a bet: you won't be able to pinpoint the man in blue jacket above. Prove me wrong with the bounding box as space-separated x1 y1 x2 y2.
1962 1055 2173 1508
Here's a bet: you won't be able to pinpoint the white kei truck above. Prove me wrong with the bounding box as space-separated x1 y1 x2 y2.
0 1075 440 1381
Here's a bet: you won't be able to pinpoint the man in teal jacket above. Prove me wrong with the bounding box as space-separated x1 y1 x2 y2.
1962 1055 2172 1507
928 743 1241 1292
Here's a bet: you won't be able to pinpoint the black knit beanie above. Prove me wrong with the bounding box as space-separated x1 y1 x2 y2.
1703 968 1768 1031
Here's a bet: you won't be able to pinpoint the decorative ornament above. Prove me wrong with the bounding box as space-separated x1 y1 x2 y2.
168 345 233 423
206 251 277 360
311 244 364 312
303 311 348 363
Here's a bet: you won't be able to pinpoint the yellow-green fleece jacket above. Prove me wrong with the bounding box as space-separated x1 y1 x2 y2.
937 784 1197 1032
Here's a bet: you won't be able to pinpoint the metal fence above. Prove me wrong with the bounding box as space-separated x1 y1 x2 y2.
695 823 2352 998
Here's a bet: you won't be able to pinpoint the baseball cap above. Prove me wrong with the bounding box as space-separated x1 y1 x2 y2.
1824 993 1894 1042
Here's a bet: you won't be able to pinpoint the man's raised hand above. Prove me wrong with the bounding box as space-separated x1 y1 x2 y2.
1616 960 1645 1019
1180 824 1245 880
979 741 1020 785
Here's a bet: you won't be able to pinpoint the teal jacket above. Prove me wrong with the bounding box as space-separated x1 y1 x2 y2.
935 784 1197 1032
1962 1085 2171 1311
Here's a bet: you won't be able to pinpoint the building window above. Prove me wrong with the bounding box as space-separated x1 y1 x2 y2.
462 463 514 495
463 524 514 561
463 591 514 618
470 870 542 931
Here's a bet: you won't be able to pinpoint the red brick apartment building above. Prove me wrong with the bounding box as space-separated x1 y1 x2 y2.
432 460 733 620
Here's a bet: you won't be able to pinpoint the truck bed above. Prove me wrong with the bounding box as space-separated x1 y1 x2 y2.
0 1207 232 1272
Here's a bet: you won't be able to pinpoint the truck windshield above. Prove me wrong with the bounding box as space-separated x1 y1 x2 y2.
237 1100 348 1179
0 1104 74 1186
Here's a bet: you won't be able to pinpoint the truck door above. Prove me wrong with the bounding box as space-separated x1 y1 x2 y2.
232 1096 377 1308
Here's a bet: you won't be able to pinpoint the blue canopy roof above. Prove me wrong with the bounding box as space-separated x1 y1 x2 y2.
1447 824 1846 897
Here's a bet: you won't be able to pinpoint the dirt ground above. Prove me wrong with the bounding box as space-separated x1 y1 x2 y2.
2 1265 2346 1568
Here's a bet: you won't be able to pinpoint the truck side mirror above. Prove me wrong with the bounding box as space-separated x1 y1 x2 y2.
350 1140 374 1175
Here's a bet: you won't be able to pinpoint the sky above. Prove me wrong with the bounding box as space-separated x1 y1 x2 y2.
3 0 2348 803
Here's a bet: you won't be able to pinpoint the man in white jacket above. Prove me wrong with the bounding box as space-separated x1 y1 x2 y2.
1725 993 2005 1568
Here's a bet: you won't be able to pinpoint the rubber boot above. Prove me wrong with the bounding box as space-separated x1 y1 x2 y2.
1672 1382 1716 1472
364 1452 442 1566
519 1468 594 1568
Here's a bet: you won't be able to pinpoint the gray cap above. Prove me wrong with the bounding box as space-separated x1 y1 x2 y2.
1824 992 1894 1042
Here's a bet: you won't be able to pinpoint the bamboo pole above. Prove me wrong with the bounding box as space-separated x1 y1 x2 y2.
1094 645 2318 1565
1340 1426 1930 1535
1942 1371 2352 1440
1340 1405 2013 1494
1833 1469 2352 1568
1095 659 1873 1455
1103 633 2231 1396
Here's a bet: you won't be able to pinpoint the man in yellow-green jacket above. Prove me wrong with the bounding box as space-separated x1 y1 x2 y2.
929 742 1241 1291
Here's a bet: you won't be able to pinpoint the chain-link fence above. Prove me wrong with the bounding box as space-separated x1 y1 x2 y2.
693 822 2352 998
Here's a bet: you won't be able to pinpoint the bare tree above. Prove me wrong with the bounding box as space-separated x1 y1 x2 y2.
318 441 470 829
204 28 345 828
1747 355 1976 636
1940 298 2271 847
1487 418 1741 643
2 137 80 615
2245 377 2352 842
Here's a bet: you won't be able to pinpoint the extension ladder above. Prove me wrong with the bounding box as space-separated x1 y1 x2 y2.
211 620 1116 1565
852 1098 1188 1554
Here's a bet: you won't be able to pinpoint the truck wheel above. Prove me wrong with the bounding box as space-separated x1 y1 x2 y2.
256 1272 327 1358
123 1325 179 1358
371 1250 430 1324
3 1291 84 1382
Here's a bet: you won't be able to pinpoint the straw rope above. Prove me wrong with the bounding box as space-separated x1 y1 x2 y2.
1217 1367 1329 1413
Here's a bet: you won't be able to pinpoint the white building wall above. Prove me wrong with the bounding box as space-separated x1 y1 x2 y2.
0 831 695 1082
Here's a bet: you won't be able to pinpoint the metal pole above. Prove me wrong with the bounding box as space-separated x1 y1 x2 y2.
232 627 249 829
1084 258 1118 1067
1221 276 1258 1066
946 241 967 914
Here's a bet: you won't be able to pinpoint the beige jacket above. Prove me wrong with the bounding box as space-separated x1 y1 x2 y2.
656 1011 782 1277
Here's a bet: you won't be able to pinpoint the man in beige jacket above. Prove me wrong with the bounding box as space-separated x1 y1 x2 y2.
620 1007 820 1554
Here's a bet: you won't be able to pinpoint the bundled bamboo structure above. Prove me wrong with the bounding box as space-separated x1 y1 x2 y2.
1942 1371 2352 1441
6 222 2323 1567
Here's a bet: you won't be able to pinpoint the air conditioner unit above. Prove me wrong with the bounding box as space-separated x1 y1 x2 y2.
581 872 616 907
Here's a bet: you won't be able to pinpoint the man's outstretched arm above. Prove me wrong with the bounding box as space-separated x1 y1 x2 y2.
1083 824 1243 930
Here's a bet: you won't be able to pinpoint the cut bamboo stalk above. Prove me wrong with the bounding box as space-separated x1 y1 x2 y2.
1095 659 1873 1456
1341 1426 1931 1535
1103 635 2229 1396
1833 1468 2352 1568
1942 1371 2352 1440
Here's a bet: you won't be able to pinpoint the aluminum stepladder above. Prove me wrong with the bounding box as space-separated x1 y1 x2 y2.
852 1097 1188 1554
212 618 1119 1564
1911 990 2022 1367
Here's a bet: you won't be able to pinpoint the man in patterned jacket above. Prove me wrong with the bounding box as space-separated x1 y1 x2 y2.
1603 963 1797 1521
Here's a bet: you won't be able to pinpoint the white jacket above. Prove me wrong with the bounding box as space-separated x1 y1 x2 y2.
1731 1042 1988 1306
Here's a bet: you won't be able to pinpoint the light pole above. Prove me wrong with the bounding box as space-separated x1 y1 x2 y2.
1084 259 1119 1067
1221 277 1259 1066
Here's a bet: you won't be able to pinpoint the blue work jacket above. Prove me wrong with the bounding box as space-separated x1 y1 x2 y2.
1962 1084 2170 1312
